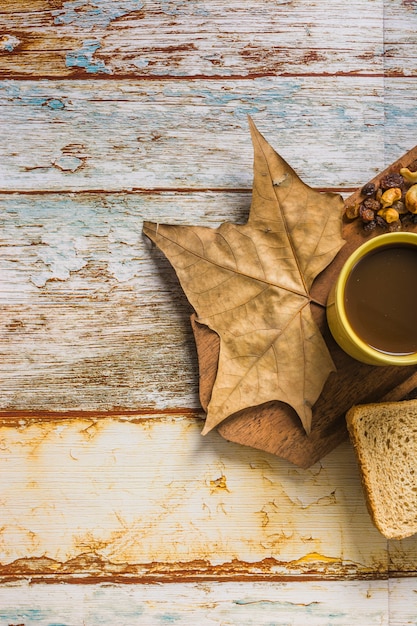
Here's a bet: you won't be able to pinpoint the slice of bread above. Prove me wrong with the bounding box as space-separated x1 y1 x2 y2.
346 399 417 540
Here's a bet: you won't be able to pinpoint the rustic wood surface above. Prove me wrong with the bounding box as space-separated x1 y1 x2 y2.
1 0 417 622
1 579 415 625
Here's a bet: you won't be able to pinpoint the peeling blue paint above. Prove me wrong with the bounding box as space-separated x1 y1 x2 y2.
66 39 110 74
0 607 49 621
1 195 147 288
85 588 146 621
53 154 84 172
53 0 145 30
0 84 68 112
133 57 150 69
46 98 66 110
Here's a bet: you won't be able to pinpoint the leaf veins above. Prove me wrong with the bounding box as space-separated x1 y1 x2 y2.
143 118 345 434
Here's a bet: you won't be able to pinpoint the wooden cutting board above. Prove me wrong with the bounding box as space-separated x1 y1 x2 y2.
192 145 417 468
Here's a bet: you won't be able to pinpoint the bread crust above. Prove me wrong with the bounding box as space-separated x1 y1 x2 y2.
346 399 417 540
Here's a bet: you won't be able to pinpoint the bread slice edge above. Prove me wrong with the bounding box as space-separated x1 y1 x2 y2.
346 399 417 540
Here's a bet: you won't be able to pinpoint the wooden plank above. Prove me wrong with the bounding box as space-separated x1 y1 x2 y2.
389 578 417 625
384 0 417 76
2 185 416 415
1 77 415 193
0 580 391 625
0 0 385 78
0 192 249 411
0 416 392 579
388 535 417 575
0 77 392 192
384 77 417 159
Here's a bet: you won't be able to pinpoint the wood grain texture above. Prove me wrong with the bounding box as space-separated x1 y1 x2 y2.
0 580 396 625
3 185 416 416
0 77 393 192
384 0 417 76
389 577 417 625
0 417 394 579
0 0 387 78
1 0 417 619
0 191 247 411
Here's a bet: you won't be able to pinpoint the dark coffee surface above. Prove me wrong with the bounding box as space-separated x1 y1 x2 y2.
344 244 417 355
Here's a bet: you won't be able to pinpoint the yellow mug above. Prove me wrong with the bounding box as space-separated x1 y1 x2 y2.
326 231 417 366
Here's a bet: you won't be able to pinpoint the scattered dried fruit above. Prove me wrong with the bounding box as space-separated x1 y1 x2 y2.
363 219 377 232
345 166 417 232
363 198 380 212
391 199 407 214
362 182 376 196
380 172 404 190
345 202 360 220
359 205 375 223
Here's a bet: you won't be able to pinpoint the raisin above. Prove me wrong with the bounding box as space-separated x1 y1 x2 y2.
345 202 360 219
360 208 376 222
363 220 377 232
362 198 380 212
380 172 404 190
387 219 401 232
375 215 388 229
361 182 376 197
391 199 407 214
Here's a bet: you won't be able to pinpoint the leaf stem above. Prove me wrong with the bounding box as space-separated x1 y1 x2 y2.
309 297 327 308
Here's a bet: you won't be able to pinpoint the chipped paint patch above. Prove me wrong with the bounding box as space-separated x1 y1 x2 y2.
53 0 145 30
157 613 182 624
209 474 230 493
65 39 110 74
0 34 21 53
52 143 89 172
30 238 88 287
291 552 341 565
1 194 149 291
53 155 84 172
133 57 150 69
45 98 66 110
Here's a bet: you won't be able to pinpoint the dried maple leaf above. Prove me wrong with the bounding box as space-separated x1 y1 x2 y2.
143 118 345 434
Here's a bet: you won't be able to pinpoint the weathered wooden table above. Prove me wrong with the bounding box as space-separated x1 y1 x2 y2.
1 1 417 623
